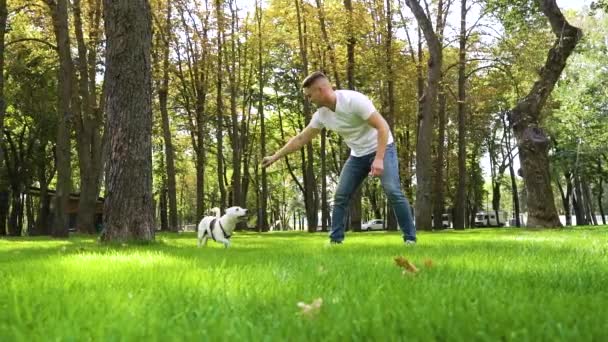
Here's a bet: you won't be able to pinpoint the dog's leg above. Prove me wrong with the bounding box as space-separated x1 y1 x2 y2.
216 237 231 248
202 235 209 247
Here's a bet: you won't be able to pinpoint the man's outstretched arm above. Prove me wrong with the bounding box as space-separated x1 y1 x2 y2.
261 125 321 168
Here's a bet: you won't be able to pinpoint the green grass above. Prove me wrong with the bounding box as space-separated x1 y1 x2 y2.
1 227 607 341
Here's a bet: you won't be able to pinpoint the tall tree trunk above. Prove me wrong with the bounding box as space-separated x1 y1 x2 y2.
157 0 178 231
0 0 6 164
215 0 227 210
315 0 335 232
228 0 242 208
432 0 447 230
175 3 210 219
433 86 447 229
295 0 318 232
405 0 442 231
45 0 74 238
344 0 355 89
101 0 155 242
256 0 268 231
454 0 467 230
73 0 104 234
315 0 341 89
342 0 361 232
0 0 8 236
509 0 581 228
384 0 398 231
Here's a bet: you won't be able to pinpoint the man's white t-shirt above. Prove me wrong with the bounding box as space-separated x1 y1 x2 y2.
309 90 394 157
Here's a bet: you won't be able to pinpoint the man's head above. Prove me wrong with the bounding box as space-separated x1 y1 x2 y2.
302 71 334 107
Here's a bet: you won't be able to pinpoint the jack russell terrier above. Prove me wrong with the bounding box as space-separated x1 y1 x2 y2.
197 206 249 248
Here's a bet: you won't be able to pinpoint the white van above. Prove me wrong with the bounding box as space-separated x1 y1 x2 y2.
475 211 508 227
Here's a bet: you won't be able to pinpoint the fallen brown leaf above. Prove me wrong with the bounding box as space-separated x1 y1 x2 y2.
394 256 419 273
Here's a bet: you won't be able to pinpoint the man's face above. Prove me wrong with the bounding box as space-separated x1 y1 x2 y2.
303 81 324 106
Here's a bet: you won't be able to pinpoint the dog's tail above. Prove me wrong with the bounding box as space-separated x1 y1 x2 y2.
210 207 221 219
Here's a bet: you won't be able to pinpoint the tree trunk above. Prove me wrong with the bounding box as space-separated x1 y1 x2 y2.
598 159 606 225
160 187 168 231
598 177 606 225
0 190 7 235
315 0 335 232
0 0 6 164
174 3 210 219
405 0 442 231
321 129 329 231
256 1 269 231
157 0 178 231
228 0 243 209
101 0 155 242
72 0 103 234
509 0 581 228
46 0 73 238
573 173 586 226
582 178 597 225
215 0 227 210
433 87 447 229
35 139 55 236
556 172 572 226
8 190 21 236
454 0 467 230
385 0 398 231
0 0 8 235
295 0 318 232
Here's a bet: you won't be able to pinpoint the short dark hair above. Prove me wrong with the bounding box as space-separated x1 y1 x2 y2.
301 71 328 89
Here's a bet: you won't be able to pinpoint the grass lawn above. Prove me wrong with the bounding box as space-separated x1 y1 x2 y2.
1 227 607 341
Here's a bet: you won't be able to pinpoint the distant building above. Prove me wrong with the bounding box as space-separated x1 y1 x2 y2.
28 187 104 230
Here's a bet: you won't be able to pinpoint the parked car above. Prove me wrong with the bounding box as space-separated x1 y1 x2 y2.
362 219 384 231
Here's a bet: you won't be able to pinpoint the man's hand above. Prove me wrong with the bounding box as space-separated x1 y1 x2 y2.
262 154 279 168
369 158 384 177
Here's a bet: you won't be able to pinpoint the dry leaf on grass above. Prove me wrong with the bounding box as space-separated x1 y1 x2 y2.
297 298 323 317
394 256 419 274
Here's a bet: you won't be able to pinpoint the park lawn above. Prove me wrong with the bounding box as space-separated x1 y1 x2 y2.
1 227 607 341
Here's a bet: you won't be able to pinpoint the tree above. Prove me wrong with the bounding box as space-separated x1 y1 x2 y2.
101 0 155 242
454 0 468 229
404 0 443 231
44 0 73 238
509 0 582 227
154 0 179 231
72 0 105 234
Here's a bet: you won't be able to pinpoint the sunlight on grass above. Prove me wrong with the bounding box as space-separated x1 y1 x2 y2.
1 227 607 340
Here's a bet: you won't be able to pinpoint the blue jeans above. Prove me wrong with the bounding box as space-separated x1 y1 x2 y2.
329 144 416 242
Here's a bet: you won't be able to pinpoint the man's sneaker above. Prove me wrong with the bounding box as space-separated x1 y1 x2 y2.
405 240 416 245
329 240 343 245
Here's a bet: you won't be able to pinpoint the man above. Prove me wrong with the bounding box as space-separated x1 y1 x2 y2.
262 71 416 244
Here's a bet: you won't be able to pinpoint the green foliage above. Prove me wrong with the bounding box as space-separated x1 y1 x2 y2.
548 11 608 193
2 228 608 339
485 0 544 33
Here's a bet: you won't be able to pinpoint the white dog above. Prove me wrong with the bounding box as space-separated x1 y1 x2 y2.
197 206 249 248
